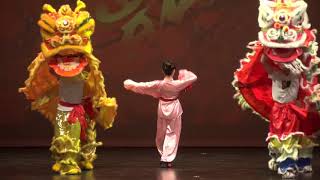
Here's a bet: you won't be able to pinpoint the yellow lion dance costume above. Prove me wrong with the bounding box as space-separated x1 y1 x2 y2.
19 0 118 175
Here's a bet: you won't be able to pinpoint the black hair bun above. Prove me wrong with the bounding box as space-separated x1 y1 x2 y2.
162 61 176 76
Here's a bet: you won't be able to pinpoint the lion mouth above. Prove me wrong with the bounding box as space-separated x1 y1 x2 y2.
57 59 81 72
49 54 88 77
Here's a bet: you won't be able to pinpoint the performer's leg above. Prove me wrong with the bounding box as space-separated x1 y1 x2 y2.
297 136 317 173
156 117 167 157
268 140 281 171
80 120 102 170
50 110 81 175
269 135 300 179
160 116 182 164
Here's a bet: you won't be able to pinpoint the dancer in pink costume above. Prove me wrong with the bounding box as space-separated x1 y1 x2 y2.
123 61 197 168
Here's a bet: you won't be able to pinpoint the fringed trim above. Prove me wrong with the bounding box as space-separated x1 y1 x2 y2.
50 135 81 154
96 97 118 129
80 121 102 162
86 54 118 129
233 91 251 110
80 142 102 162
232 41 269 122
268 135 301 162
268 133 318 162
60 158 79 166
266 132 305 142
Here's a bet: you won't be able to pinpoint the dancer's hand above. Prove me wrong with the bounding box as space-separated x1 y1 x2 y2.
123 79 135 90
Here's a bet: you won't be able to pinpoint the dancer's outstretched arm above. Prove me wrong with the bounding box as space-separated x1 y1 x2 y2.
124 79 161 98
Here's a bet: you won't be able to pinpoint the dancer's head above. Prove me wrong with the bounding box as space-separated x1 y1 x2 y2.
162 61 176 77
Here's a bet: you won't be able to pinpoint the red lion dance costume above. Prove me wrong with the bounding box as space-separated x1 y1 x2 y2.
233 0 320 178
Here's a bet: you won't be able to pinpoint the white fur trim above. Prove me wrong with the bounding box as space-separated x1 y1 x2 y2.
57 104 74 112
266 132 305 141
259 31 307 48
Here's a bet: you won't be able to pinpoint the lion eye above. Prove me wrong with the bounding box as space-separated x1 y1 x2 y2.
62 20 69 26
279 15 286 22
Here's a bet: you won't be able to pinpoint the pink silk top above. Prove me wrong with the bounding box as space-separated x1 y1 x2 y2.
124 70 197 120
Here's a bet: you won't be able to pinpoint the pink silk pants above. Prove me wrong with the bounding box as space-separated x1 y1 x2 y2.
156 115 182 162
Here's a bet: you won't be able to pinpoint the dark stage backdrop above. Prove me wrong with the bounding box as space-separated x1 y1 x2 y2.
1 0 320 147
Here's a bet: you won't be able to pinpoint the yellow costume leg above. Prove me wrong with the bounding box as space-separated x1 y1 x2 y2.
80 120 102 170
269 135 318 175
50 110 82 175
298 136 317 159
268 139 281 171
268 135 301 178
296 136 318 173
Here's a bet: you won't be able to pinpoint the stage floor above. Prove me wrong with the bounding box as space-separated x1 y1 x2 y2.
0 148 319 180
